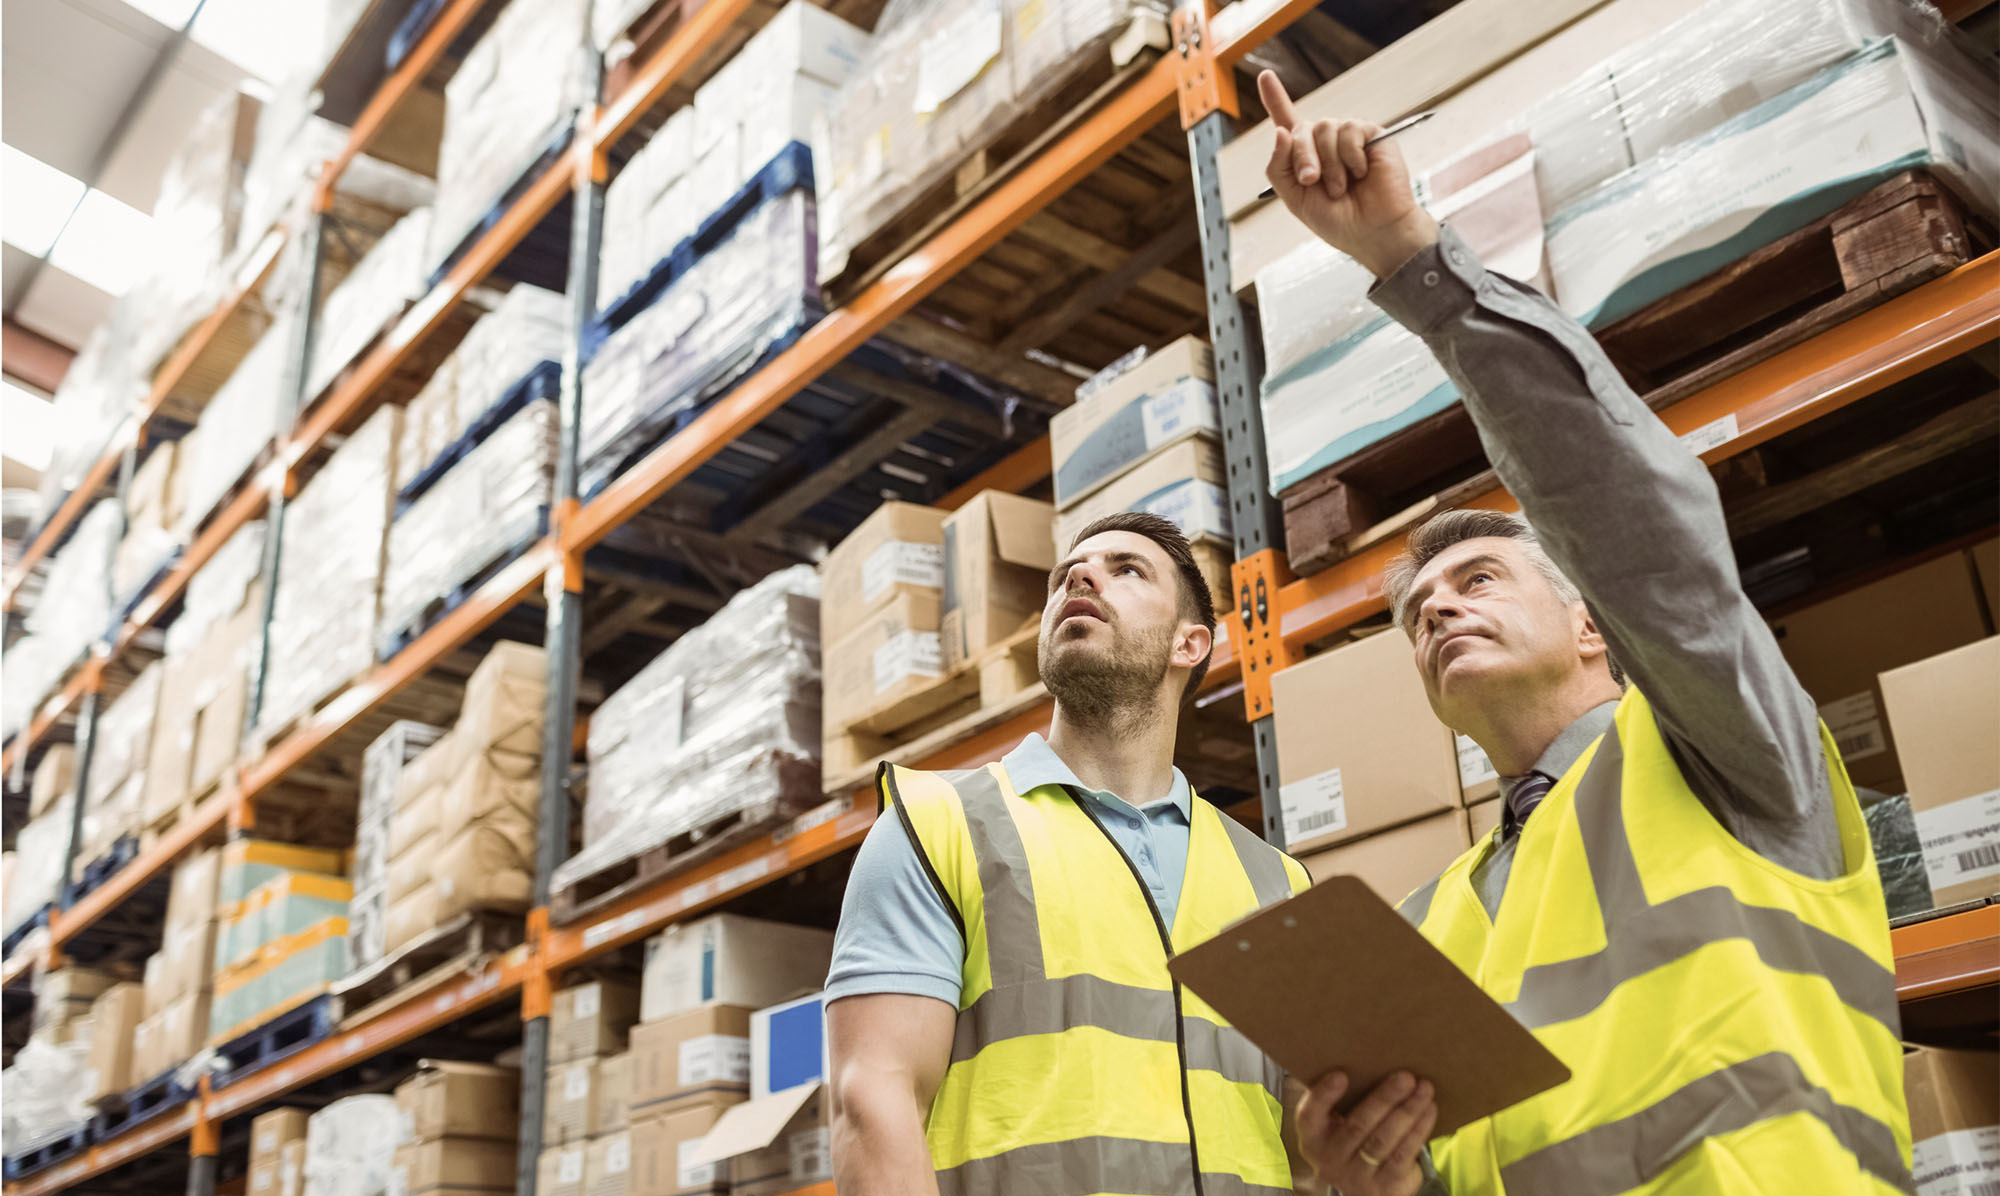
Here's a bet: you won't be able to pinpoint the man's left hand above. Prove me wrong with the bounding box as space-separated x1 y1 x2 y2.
1295 1069 1437 1196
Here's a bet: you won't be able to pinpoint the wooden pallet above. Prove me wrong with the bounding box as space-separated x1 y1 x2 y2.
333 911 524 1028
822 621 1043 793
821 13 1171 307
1280 170 1990 576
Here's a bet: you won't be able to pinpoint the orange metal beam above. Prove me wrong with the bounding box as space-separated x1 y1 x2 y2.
938 436 1052 511
0 657 102 773
3 1101 198 1196
51 789 230 950
1274 251 2000 650
1891 904 2000 1002
141 231 287 425
289 153 576 466
318 0 489 199
595 0 762 150
3 427 131 605
115 478 272 655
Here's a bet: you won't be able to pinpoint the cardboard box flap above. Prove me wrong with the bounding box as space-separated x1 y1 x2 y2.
1168 876 1568 1136
987 493 1058 571
686 1082 822 1167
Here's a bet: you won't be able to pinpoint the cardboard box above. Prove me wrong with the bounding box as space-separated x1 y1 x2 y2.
456 641 546 760
540 1144 589 1196
751 993 825 1100
280 1142 307 1196
166 847 223 931
1879 637 2000 909
630 1093 740 1196
145 920 217 1016
818 502 947 647
586 1130 634 1196
552 980 642 1065
1299 811 1474 906
1271 630 1465 854
394 1137 517 1193
85 983 146 1100
1903 1044 2000 1195
384 882 441 954
1772 552 1990 792
250 1107 310 1171
1972 539 1999 621
1053 337 1219 509
630 1005 754 1115
686 1084 829 1196
218 840 346 904
395 1059 520 1143
940 493 1056 673
154 989 211 1070
599 1050 634 1134
546 1055 613 1145
1467 797 1503 843
1457 735 1500 803
30 744 75 819
640 914 834 1024
1053 437 1230 565
35 964 119 1007
819 592 946 734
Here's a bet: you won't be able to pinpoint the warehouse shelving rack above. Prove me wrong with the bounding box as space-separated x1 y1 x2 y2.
3 0 1997 1190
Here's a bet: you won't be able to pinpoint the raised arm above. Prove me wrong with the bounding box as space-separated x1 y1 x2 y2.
1257 72 1839 877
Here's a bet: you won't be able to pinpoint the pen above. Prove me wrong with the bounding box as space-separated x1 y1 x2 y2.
1257 110 1436 201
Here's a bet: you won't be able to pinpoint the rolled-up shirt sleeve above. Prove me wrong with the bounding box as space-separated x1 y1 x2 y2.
825 811 966 1007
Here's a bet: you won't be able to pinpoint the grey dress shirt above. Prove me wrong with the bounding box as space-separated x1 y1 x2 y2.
1370 224 1845 895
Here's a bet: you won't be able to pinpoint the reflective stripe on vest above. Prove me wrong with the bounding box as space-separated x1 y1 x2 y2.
1413 690 1910 1195
884 760 1307 1196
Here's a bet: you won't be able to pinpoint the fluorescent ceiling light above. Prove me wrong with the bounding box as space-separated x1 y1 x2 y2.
47 189 158 297
2 147 87 258
1 381 57 472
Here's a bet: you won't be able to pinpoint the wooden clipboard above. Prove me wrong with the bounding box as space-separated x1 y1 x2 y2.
1168 875 1570 1135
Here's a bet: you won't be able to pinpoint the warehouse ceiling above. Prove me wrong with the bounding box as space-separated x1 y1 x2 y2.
0 0 273 352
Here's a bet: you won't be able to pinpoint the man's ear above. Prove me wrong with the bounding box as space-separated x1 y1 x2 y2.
1574 603 1609 666
1175 621 1213 672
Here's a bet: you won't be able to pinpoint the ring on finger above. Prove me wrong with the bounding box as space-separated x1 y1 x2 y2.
1356 1146 1385 1168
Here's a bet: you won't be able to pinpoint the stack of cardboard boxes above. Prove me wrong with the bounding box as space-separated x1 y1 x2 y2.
136 848 223 1082
209 842 351 1044
1903 1044 2000 1195
683 992 834 1195
385 642 547 955
1881 635 2000 914
1050 337 1233 614
74 662 161 878
83 981 147 1103
1271 629 1499 904
246 1108 310 1196
112 441 182 604
394 1061 522 1196
30 964 121 1051
539 982 639 1196
625 914 834 1195
350 720 444 974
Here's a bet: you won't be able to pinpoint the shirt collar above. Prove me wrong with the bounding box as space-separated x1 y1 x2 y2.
1502 699 1620 792
1000 732 1194 820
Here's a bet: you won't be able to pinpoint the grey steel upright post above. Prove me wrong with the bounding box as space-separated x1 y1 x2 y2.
185 1150 219 1196
1176 0 1292 847
522 80 604 1196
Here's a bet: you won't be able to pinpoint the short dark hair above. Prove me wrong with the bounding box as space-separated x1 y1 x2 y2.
1066 512 1217 701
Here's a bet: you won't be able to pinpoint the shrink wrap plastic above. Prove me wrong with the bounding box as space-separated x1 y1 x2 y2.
166 519 269 657
307 207 435 401
2 637 62 740
394 284 567 493
1 1039 93 1152
553 566 822 893
4 798 72 938
302 1095 402 1196
76 663 162 869
32 322 146 523
177 312 297 533
26 500 120 672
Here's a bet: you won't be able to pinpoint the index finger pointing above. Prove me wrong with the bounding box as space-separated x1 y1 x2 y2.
1257 70 1299 130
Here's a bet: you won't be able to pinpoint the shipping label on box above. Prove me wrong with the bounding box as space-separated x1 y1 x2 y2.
631 1006 754 1112
1456 735 1500 803
863 541 944 604
1052 336 1219 508
873 630 943 694
1279 769 1348 848
1914 790 2000 900
683 1035 753 1086
640 915 834 1023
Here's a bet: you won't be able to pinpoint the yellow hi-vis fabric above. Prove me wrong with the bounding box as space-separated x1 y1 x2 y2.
880 758 1310 1196
1401 688 1911 1195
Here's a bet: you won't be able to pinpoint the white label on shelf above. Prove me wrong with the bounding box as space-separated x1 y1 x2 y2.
661 674 688 749
1457 735 1498 790
1678 412 1739 456
573 985 600 1020
873 630 943 692
1914 788 2000 892
559 1148 585 1184
606 1136 632 1175
790 1125 835 1181
565 1063 592 1101
863 541 944 602
679 1034 752 1085
915 0 1001 114
1279 768 1347 845
1819 691 1888 763
1912 1125 2000 1195
679 1140 721 1187
1141 380 1220 448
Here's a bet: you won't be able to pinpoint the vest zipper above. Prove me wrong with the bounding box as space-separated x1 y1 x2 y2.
1072 792 1207 1196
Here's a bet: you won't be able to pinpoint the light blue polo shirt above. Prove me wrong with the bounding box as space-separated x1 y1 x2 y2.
824 733 1194 1006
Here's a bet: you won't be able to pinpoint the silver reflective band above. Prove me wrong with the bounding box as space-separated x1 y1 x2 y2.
937 1136 1294 1196
1214 807 1294 908
953 764 1047 986
1397 875 1442 928
1498 1050 1913 1195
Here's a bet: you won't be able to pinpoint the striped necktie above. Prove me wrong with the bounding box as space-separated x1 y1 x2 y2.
1500 771 1554 841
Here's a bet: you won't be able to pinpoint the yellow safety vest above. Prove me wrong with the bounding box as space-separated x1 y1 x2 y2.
1402 688 1911 1194
881 759 1310 1196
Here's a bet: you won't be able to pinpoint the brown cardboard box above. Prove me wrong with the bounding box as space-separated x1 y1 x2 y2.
391 772 444 863
818 502 947 647
394 1137 517 1193
685 1084 830 1196
551 981 643 1065
1467 797 1503 843
629 1092 740 1196
166 848 222 930
456 641 546 760
30 744 75 819
35 964 119 1007
385 830 435 903
1972 538 1999 620
132 1010 161 1083
1271 630 1464 853
940 493 1056 673
540 1144 589 1196
598 1050 634 1134
396 1060 520 1143
437 748 539 842
1771 552 1990 792
1903 1044 2000 1193
639 915 834 1023
249 1108 310 1172
1053 337 1218 509
432 823 536 919
153 989 211 1071
546 1055 620 1144
1053 437 1231 557
820 592 946 733
398 731 461 807
1299 811 1474 906
188 603 259 795
630 1006 754 1116
279 1142 307 1196
85 983 146 1100
586 1130 634 1196
1879 637 2000 909
144 921 216 1016
385 883 441 953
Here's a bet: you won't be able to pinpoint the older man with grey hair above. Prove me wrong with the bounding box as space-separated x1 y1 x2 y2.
1259 72 1910 1196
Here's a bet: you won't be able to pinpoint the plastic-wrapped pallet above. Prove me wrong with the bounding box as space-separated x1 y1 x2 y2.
554 566 822 895
378 399 556 658
347 721 443 972
306 207 435 402
31 321 146 524
0 1039 93 1152
75 663 163 873
210 873 350 1042
302 1094 402 1196
111 441 182 607
392 284 567 493
176 311 297 534
1 636 63 742
26 499 120 672
580 186 816 496
815 0 1164 282
429 0 592 269
3 798 71 940
259 406 401 736
597 105 696 311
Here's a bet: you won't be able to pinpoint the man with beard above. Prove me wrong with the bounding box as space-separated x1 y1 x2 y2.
825 511 1313 1196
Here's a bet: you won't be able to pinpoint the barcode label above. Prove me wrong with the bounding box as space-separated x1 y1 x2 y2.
1295 810 1344 832
1912 1124 2000 1195
1914 789 2000 892
1679 412 1739 455
1456 735 1497 789
862 541 944 601
1956 845 2000 872
873 630 943 692
1279 767 1346 846
1819 692 1887 763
